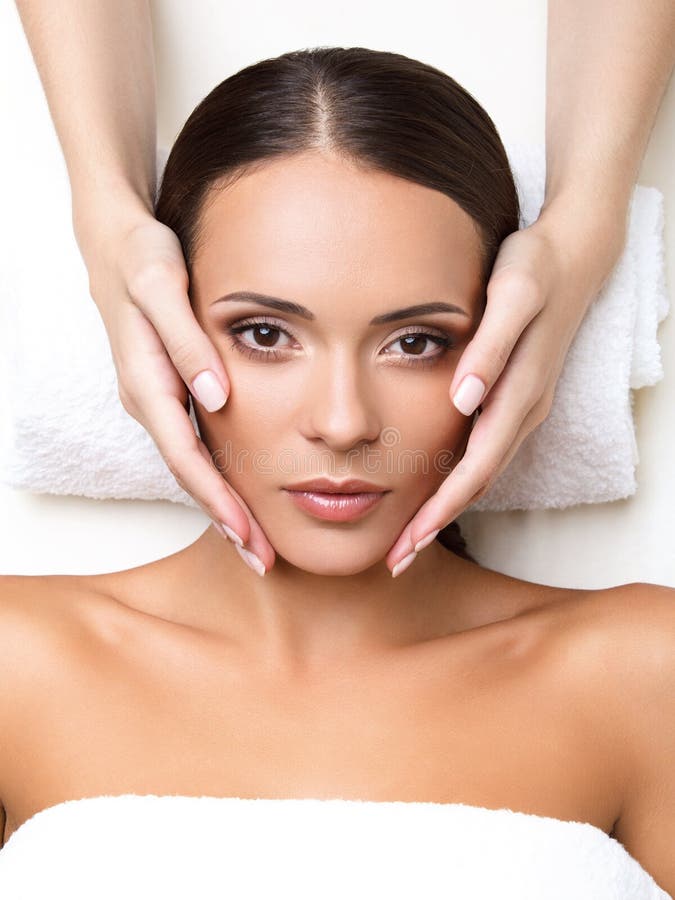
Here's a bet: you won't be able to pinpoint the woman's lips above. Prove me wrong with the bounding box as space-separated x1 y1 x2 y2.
282 489 387 522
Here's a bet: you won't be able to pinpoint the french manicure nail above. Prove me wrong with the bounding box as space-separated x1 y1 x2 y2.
191 369 228 412
391 551 417 578
452 374 485 416
221 523 244 546
414 529 440 553
234 542 266 576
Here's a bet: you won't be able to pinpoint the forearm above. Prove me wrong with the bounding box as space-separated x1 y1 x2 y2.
542 0 675 220
15 0 156 230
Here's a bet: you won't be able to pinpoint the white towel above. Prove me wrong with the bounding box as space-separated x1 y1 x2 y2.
469 142 669 511
0 142 669 512
0 794 671 899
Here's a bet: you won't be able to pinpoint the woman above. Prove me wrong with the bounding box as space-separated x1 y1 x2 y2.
14 0 675 574
0 47 673 898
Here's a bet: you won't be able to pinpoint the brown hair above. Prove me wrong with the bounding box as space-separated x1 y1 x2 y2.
155 46 521 564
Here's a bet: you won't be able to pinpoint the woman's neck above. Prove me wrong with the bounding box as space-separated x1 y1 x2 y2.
144 524 483 675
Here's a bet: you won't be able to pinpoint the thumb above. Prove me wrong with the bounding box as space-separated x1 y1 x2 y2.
129 264 231 413
449 270 541 416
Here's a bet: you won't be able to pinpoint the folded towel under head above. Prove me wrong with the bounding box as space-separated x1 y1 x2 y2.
0 141 669 511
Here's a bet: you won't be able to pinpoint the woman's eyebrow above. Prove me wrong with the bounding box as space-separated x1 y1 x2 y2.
211 291 470 322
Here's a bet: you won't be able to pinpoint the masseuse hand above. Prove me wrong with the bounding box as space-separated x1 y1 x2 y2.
386 199 627 575
384 0 675 577
15 0 274 573
80 208 275 570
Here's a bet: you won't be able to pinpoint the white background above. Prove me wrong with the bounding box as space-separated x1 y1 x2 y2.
1 0 673 587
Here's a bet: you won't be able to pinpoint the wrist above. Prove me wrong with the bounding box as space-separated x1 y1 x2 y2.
539 172 633 240
72 178 156 267
535 188 630 285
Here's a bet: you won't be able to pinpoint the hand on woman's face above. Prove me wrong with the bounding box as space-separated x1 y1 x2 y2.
189 149 485 575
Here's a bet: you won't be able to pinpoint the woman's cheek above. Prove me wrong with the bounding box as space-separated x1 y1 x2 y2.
390 410 466 492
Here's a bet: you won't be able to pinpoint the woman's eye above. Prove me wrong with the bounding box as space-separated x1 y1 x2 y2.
226 318 455 368
381 330 454 368
227 318 296 361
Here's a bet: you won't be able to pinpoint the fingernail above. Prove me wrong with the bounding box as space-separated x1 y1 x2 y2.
414 529 440 553
234 542 266 576
191 369 228 412
221 523 244 547
452 374 485 416
391 551 417 578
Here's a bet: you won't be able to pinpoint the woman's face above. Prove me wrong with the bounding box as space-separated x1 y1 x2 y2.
189 149 485 575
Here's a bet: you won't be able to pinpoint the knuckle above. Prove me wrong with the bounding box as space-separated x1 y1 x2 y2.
87 275 100 300
466 471 497 506
164 435 202 491
164 453 186 488
457 456 498 493
526 409 546 431
127 259 182 302
538 397 554 424
492 342 512 369
481 468 499 492
520 374 548 411
165 338 198 376
116 381 137 417
471 482 491 504
117 383 131 412
488 268 543 314
474 340 510 372
529 391 555 427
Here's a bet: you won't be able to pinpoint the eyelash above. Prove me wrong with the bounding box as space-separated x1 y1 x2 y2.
226 316 456 369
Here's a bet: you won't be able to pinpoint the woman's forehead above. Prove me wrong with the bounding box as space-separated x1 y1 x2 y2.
191 151 485 319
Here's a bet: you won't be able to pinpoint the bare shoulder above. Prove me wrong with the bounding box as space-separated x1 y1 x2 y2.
548 580 675 718
0 572 104 634
576 581 675 895
0 574 70 668
578 580 675 677
0 574 123 847
0 575 91 712
0 575 76 846
535 579 675 658
0 573 127 686
0 575 122 733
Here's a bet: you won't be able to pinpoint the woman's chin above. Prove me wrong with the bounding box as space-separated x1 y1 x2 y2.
269 532 396 576
276 554 385 577
251 493 433 575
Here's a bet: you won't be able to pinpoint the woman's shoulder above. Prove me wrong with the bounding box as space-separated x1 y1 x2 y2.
0 573 121 849
0 573 126 683
553 579 675 667
0 573 81 650
501 577 675 729
532 579 675 698
554 580 675 894
0 571 116 621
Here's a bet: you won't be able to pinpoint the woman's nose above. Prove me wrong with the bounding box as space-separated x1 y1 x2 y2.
301 352 382 453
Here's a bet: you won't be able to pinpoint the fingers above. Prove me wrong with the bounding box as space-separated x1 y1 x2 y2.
213 476 277 575
126 257 230 413
426 390 543 527
387 418 531 576
116 326 277 575
385 370 547 572
140 391 252 539
450 268 544 417
87 216 277 574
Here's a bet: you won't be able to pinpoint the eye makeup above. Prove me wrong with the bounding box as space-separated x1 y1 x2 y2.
225 315 457 370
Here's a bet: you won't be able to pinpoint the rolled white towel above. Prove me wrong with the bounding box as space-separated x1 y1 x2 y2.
469 141 669 510
0 142 668 512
